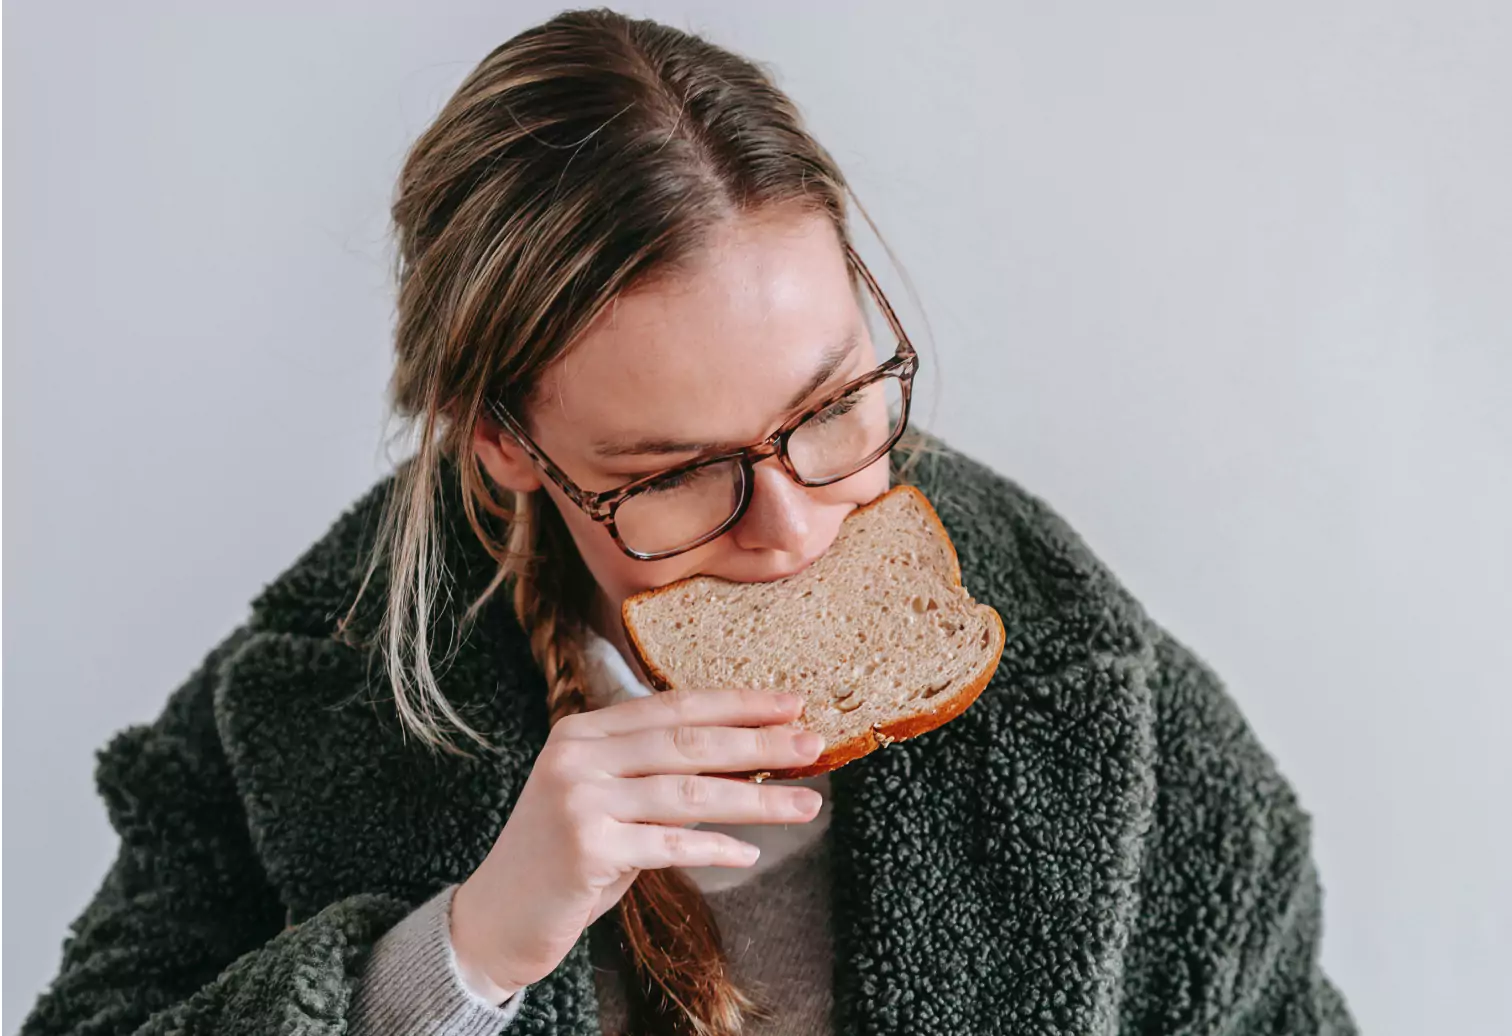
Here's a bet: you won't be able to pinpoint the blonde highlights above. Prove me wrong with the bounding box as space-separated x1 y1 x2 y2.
351 8 870 1032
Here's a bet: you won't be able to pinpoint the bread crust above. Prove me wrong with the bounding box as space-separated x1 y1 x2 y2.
620 484 1006 779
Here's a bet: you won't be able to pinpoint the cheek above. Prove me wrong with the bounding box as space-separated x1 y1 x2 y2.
838 454 893 505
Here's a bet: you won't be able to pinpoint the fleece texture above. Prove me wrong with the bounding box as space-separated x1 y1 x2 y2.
21 440 1355 1036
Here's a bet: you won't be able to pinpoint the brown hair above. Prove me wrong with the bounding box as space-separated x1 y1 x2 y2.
355 8 883 1034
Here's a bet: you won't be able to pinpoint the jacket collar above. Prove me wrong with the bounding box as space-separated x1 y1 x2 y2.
216 441 1158 1035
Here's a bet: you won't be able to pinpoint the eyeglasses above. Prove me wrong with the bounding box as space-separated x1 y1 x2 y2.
488 244 917 561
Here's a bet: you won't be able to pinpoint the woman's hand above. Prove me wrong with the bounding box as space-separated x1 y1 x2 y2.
449 688 824 1000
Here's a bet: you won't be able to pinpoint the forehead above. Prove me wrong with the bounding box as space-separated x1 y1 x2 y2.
530 211 862 442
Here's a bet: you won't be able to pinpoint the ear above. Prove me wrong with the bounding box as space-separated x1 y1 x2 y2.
472 416 544 493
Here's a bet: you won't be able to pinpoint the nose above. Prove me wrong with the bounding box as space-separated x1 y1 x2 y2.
730 458 828 558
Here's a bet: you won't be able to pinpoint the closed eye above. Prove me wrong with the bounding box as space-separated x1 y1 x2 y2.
639 462 720 495
808 389 862 426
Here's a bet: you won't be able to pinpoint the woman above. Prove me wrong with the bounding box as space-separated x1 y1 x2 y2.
22 9 1356 1036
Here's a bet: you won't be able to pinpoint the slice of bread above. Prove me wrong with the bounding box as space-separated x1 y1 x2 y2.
621 485 1006 779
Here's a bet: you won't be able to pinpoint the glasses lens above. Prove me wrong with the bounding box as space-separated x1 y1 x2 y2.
614 458 746 557
788 372 905 483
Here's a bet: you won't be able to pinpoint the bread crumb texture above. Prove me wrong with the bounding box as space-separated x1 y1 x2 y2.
623 486 1005 761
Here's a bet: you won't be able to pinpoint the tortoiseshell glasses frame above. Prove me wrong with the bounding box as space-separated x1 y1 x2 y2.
487 243 918 561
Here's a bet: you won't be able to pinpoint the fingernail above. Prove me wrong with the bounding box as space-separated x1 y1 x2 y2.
795 732 824 756
795 789 823 813
741 843 761 862
777 692 803 709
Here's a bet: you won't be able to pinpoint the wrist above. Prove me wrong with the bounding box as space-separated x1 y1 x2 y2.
449 879 521 1005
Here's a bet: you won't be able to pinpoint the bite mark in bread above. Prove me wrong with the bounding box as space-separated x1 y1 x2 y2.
621 485 1006 779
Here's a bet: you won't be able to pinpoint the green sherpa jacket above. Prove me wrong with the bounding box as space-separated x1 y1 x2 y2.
22 442 1355 1036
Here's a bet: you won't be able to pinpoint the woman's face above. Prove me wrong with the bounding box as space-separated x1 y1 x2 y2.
474 208 891 629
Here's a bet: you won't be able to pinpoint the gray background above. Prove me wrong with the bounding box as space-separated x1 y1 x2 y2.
5 2 1509 1033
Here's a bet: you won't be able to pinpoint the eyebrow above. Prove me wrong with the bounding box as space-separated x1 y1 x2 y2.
591 331 861 459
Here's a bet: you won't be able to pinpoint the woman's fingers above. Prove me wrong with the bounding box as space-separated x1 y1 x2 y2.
599 721 824 777
612 774 824 826
614 823 764 870
560 687 805 738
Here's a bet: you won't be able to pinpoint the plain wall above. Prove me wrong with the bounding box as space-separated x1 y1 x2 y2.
5 3 1509 1033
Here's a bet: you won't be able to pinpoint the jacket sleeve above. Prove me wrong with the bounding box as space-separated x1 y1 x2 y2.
1118 630 1358 1036
20 625 414 1036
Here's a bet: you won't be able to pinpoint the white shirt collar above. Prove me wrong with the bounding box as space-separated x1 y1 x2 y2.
578 626 657 711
